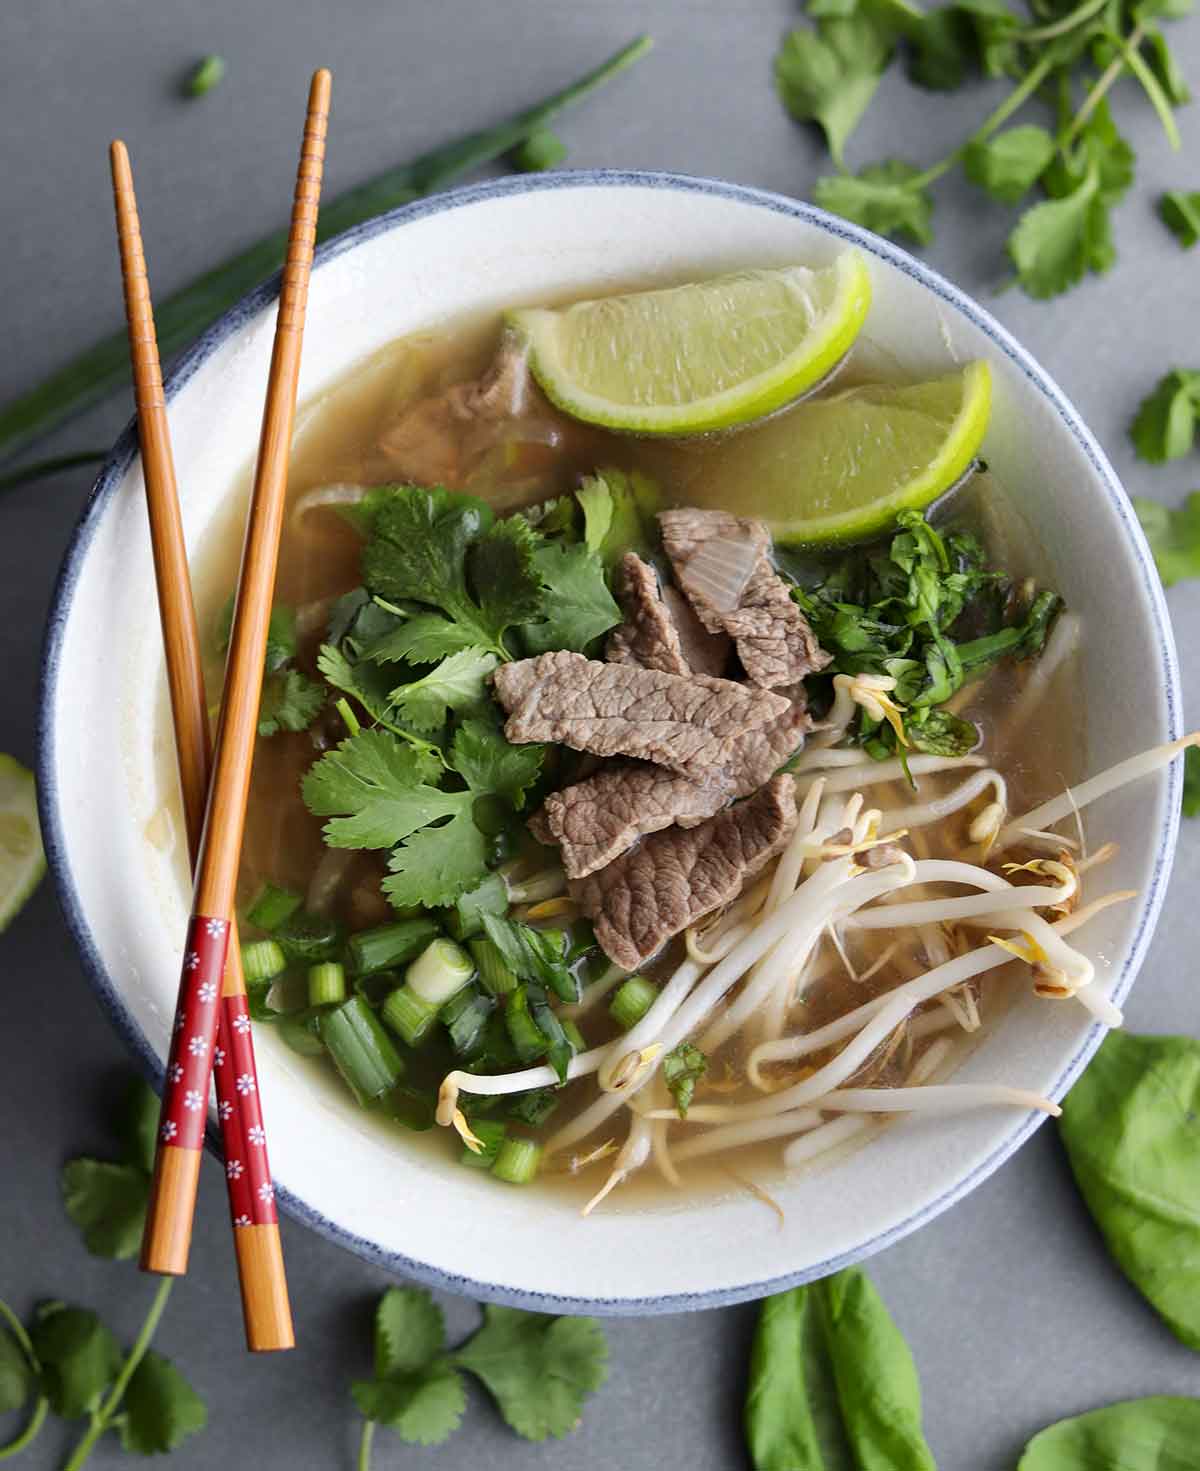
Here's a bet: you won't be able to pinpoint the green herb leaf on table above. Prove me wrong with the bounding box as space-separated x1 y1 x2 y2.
119 1076 161 1176
374 1288 448 1380
521 543 622 654
512 128 568 172
1160 190 1200 247
30 1305 122 1419
0 1317 33 1415
1059 1030 1200 1350
663 1042 708 1117
744 1284 825 1471
964 125 1056 203
814 161 935 246
1142 25 1191 106
454 1306 609 1441
1134 492 1200 586
1131 371 1200 462
61 1162 151 1261
1007 166 1105 299
1184 745 1200 817
352 1362 467 1447
1017 1397 1200 1470
184 55 226 97
775 16 896 166
258 668 326 737
118 1350 207 1455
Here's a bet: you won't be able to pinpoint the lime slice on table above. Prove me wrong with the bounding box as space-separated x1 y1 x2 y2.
507 254 872 435
0 754 45 932
645 360 993 546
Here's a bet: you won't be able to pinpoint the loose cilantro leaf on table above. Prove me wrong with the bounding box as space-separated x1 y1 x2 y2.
31 1305 123 1419
1160 189 1200 247
814 161 934 246
1007 166 1105 298
1131 371 1200 462
775 14 897 166
0 1322 33 1415
118 1350 208 1454
1134 491 1200 586
964 124 1055 203
61 1076 158 1259
454 1306 609 1442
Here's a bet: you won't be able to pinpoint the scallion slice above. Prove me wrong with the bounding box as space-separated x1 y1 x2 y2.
406 938 474 1006
319 996 405 1103
460 1119 507 1169
609 975 658 1031
241 938 286 985
381 984 439 1048
469 936 518 997
307 961 346 1008
347 918 441 977
491 1137 542 1185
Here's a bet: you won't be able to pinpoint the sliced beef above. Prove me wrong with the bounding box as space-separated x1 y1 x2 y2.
571 775 798 970
659 507 830 688
493 651 789 776
722 686 812 796
606 553 730 678
531 763 728 879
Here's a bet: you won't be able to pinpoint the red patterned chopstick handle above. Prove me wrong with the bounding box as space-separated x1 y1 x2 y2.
157 914 277 1226
215 995 277 1226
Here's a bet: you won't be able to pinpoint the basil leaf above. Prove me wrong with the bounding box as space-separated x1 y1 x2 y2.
1018 1396 1200 1469
1059 1031 1200 1350
744 1287 825 1470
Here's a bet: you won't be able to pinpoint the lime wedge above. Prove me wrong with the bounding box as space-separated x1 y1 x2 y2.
508 254 872 435
646 360 993 546
0 754 45 932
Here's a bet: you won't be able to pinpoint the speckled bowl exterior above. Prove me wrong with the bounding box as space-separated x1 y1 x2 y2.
38 172 1182 1314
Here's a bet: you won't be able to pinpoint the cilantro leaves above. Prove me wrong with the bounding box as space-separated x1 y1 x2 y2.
1134 492 1200 587
61 1077 157 1259
663 1041 708 1117
257 668 326 737
354 1288 608 1463
1131 370 1200 462
775 0 1192 298
522 542 622 654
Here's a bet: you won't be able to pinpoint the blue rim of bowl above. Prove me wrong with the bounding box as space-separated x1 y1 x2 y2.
38 169 1183 1316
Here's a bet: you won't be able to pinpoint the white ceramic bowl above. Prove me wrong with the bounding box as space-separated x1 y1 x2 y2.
39 172 1183 1314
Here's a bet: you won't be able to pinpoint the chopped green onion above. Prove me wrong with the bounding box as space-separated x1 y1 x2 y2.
441 873 509 940
560 1017 587 1054
460 1119 507 1169
185 55 226 97
469 936 518 997
505 987 547 1063
277 1011 325 1057
348 918 441 977
241 939 286 985
319 996 405 1103
382 984 439 1048
273 909 345 966
406 938 475 1006
527 984 574 1083
609 975 657 1031
307 961 346 1008
491 1137 542 1185
507 1088 559 1127
441 987 495 1057
245 882 303 932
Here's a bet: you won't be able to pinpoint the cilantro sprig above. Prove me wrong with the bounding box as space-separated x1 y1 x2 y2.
776 0 1195 299
0 1077 207 1470
353 1287 609 1464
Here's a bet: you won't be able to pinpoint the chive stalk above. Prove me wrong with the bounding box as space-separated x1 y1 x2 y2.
382 985 440 1048
245 881 303 932
347 917 441 976
406 938 474 1006
319 996 405 1103
0 36 651 467
609 975 658 1031
469 936 518 996
307 961 346 1008
241 939 286 985
460 1119 508 1169
491 1137 542 1184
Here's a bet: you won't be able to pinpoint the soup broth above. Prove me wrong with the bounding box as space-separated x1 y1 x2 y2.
192 298 1085 1211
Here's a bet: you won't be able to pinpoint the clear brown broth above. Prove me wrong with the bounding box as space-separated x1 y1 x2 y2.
191 313 1082 1210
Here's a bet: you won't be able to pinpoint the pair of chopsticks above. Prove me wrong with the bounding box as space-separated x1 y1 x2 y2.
110 68 332 1353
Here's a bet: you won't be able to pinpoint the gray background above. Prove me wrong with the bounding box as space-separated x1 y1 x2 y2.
2 2 1198 1466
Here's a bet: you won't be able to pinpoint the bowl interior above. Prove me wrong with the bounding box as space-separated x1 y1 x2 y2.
41 174 1181 1312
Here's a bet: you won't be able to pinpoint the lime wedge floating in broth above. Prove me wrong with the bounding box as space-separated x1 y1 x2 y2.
0 754 44 931
644 359 993 546
507 254 872 435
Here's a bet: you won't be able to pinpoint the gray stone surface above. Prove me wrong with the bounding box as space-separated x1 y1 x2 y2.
2 2 1198 1466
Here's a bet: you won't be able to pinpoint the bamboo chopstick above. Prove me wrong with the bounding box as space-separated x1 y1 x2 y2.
139 66 332 1307
109 141 294 1352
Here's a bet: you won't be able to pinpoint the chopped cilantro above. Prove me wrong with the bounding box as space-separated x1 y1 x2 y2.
1160 190 1200 248
383 809 489 911
302 730 456 850
521 542 622 654
1134 492 1200 586
663 1041 708 1117
1130 371 1200 462
258 667 325 737
450 718 545 808
388 647 498 729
